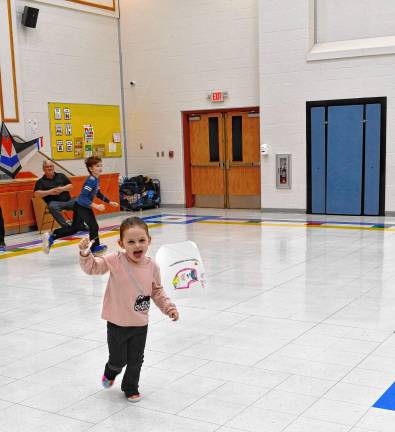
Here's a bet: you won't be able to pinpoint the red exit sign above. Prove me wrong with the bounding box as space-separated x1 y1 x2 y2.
210 91 224 102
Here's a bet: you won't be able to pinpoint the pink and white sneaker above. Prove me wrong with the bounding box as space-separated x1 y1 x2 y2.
101 375 114 388
127 393 141 403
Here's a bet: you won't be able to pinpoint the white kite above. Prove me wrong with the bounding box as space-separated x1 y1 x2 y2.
155 240 205 294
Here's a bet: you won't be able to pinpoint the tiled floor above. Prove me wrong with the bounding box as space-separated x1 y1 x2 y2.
0 208 395 432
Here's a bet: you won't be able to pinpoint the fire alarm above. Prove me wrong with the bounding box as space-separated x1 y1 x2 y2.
169 150 174 158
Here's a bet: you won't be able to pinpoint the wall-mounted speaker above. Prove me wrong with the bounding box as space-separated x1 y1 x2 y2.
22 6 39 28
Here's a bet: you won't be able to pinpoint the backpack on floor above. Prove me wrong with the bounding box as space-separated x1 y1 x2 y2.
120 176 160 211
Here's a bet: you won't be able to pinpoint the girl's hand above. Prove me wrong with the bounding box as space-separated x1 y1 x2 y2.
109 201 118 207
169 309 179 321
79 237 93 256
79 237 90 250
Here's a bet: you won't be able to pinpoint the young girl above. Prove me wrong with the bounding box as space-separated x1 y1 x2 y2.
79 216 179 402
75 156 118 256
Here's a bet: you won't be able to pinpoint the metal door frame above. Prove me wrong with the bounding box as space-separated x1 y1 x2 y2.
306 97 386 216
182 106 260 208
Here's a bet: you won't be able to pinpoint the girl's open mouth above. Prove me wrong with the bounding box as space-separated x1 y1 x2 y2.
133 250 143 258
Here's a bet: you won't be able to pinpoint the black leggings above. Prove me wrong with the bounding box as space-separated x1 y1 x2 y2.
74 203 100 250
104 322 148 397
52 205 86 241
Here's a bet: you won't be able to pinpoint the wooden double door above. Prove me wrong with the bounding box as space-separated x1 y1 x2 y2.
188 110 261 208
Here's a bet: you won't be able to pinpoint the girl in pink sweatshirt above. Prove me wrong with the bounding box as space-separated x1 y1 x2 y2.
79 216 179 402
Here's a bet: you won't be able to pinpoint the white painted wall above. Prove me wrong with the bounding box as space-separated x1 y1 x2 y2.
316 0 395 43
119 0 259 205
13 0 123 176
259 0 395 212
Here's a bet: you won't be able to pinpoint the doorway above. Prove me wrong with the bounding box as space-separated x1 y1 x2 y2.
183 108 261 208
307 97 386 216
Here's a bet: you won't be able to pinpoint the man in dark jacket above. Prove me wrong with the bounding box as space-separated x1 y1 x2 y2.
34 160 75 227
35 160 87 254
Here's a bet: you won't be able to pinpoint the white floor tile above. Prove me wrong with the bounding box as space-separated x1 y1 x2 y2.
276 374 337 397
252 388 317 415
98 405 217 432
0 400 13 411
323 382 384 406
178 394 246 424
341 367 395 390
22 382 100 412
136 388 200 414
226 406 296 432
208 381 269 405
283 417 350 431
192 361 251 381
349 428 377 432
216 428 246 432
0 377 50 403
168 373 225 397
0 404 92 432
302 398 369 426
58 394 127 423
355 407 395 431
150 353 208 374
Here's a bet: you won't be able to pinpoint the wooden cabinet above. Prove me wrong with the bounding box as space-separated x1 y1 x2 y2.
17 190 35 232
0 192 19 233
0 190 35 234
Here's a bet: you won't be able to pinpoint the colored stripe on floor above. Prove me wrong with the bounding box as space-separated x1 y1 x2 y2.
2 211 395 260
0 222 162 260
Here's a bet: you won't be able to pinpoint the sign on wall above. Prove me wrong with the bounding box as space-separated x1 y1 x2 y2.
207 90 228 103
48 102 122 160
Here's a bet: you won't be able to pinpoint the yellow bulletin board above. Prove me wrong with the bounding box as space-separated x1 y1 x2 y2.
48 102 122 160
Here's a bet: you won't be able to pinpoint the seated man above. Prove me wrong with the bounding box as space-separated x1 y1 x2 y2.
35 161 87 254
34 160 75 227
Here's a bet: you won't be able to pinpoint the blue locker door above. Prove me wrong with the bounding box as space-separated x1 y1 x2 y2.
364 104 381 215
311 107 326 213
326 105 364 215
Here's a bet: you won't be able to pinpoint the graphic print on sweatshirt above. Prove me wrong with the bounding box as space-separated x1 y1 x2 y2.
134 295 151 312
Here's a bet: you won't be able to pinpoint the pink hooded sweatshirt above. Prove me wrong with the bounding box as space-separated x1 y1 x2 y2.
80 251 177 327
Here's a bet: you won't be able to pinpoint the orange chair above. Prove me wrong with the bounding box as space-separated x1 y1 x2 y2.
32 197 71 234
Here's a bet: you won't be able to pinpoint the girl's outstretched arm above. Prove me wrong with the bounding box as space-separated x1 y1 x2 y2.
151 263 178 318
78 237 110 275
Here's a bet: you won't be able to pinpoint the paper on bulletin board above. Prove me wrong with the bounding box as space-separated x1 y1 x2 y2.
85 144 92 157
74 137 83 158
54 107 61 120
48 102 122 160
84 124 94 143
93 144 106 157
108 142 117 153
